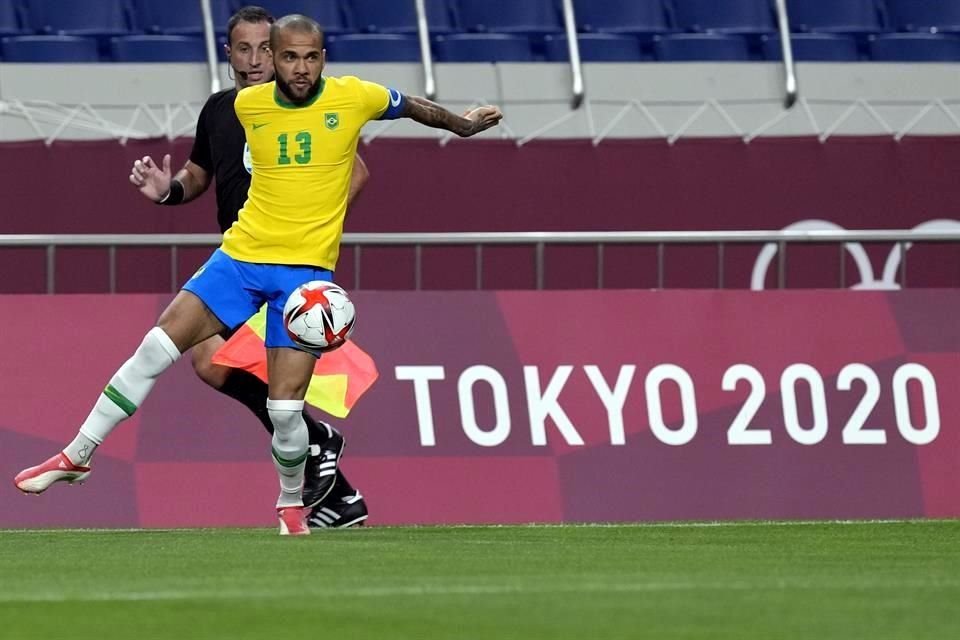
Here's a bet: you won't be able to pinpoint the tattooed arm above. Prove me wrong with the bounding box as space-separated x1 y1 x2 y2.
401 96 503 138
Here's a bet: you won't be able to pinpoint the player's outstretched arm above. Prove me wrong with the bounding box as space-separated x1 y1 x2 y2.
401 96 503 138
129 155 211 205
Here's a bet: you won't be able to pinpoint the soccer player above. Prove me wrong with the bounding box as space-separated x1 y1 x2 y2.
129 6 368 528
15 13 503 535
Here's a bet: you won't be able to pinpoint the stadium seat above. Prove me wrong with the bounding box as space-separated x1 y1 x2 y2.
654 33 751 61
0 35 101 62
433 33 534 62
110 35 207 62
869 33 960 62
25 0 132 38
885 0 960 34
454 0 562 35
327 33 421 62
544 34 645 62
252 1 348 34
0 0 24 37
671 0 775 35
573 0 672 38
348 0 455 34
788 0 882 34
133 0 233 35
763 34 860 62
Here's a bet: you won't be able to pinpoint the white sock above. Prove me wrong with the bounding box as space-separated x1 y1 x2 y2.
268 398 309 508
62 432 99 467
63 327 180 465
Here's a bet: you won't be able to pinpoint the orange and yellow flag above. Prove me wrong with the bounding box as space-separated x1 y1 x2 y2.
211 307 378 418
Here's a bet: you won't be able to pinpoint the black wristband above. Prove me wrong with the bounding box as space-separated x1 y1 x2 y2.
158 179 185 206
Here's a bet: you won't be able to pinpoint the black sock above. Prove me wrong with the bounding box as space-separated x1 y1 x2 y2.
218 369 273 435
217 369 327 444
299 410 331 446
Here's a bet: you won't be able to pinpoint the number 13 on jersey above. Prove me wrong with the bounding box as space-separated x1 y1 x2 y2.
277 132 312 165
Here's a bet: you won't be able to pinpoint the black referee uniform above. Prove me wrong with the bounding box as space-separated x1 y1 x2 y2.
189 88 251 234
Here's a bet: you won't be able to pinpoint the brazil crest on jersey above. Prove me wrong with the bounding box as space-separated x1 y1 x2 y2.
224 76 405 269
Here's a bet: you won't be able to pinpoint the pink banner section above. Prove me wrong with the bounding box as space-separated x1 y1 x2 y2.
4 138 960 236
2 138 960 292
1 290 958 527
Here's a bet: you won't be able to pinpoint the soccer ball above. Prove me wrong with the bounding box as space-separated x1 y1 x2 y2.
283 281 356 352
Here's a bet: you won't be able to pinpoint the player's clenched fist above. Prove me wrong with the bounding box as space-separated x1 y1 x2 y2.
462 106 503 137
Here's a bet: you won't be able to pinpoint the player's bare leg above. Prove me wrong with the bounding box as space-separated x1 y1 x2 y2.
191 335 232 389
191 335 346 507
266 346 317 536
156 290 230 351
14 291 225 494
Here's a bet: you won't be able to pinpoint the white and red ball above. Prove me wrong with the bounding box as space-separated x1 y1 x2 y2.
282 281 356 352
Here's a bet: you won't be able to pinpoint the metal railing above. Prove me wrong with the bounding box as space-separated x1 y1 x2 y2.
414 0 437 101
560 0 585 110
774 0 798 109
412 0 582 106
2 229 960 293
200 0 221 94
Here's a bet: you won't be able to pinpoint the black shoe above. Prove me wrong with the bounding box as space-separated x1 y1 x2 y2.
302 423 345 508
308 490 368 529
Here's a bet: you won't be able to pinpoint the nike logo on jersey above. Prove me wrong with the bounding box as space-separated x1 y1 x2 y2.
252 123 269 130
389 89 402 108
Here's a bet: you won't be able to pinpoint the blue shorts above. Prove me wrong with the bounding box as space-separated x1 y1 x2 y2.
183 249 333 351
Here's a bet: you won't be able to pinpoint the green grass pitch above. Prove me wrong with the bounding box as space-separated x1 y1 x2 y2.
1 521 957 639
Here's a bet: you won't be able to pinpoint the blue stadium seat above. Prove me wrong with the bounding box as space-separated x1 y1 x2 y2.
544 34 644 62
327 33 421 61
671 0 775 35
573 0 672 37
789 0 882 34
133 0 233 35
886 0 960 34
869 33 960 62
0 0 24 36
1 35 101 62
433 33 534 62
253 1 348 34
454 0 562 34
348 0 454 34
654 33 751 61
25 0 132 38
110 35 207 62
763 34 860 61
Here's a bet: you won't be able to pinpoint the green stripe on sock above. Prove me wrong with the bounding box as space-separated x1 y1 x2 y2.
103 384 137 417
272 448 308 468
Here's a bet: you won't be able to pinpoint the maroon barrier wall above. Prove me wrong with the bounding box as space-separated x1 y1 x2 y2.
1 290 958 528
1 137 960 292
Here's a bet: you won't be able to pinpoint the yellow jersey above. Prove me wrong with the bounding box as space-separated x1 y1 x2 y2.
224 76 402 269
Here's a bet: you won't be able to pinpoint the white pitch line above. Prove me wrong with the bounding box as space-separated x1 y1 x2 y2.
1 519 956 534
2 577 959 604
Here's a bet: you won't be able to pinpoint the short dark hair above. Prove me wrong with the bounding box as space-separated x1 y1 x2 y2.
226 6 275 46
269 14 324 51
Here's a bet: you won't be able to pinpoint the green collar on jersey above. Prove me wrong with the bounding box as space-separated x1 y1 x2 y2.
274 77 325 109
